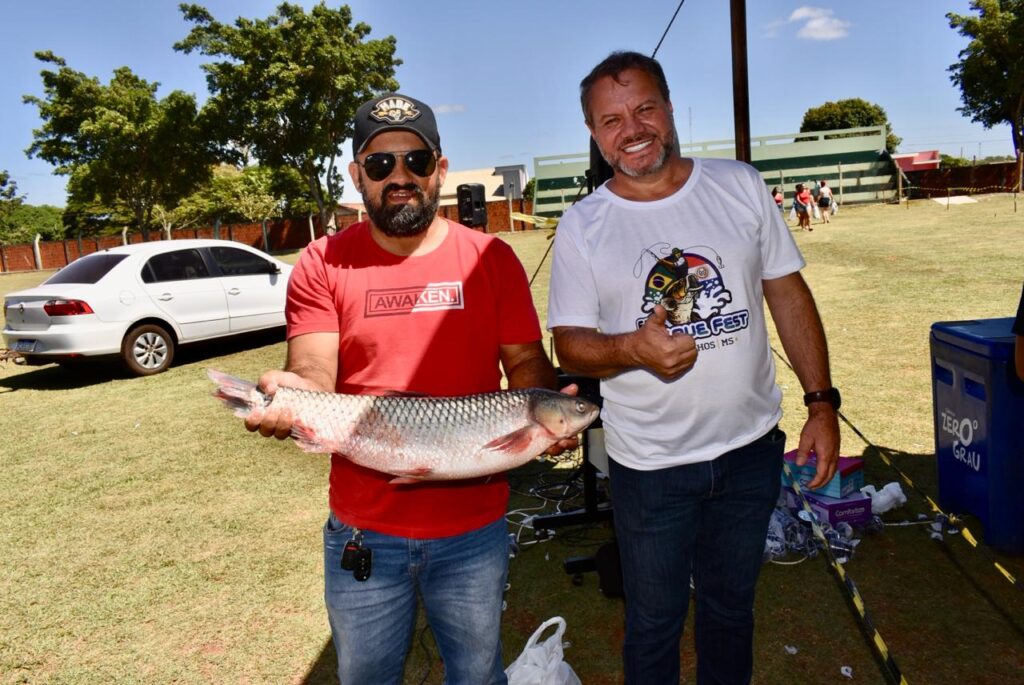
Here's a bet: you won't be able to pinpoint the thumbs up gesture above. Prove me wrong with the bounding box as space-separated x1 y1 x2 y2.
628 304 698 380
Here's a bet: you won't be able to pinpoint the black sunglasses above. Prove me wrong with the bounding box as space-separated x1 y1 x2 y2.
356 149 437 182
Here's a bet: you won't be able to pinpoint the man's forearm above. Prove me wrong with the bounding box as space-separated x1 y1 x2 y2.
283 332 340 392
552 327 637 379
764 274 832 393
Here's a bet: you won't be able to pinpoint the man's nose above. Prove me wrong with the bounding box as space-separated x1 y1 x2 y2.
388 157 418 183
620 113 645 138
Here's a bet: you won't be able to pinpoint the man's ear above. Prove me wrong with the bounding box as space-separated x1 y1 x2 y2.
436 154 449 186
348 161 363 194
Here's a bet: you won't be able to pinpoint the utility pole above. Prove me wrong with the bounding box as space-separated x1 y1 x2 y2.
730 0 751 163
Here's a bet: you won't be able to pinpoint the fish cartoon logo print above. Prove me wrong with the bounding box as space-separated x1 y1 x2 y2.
635 244 749 343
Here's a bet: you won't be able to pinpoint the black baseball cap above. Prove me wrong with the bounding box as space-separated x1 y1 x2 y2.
352 93 441 156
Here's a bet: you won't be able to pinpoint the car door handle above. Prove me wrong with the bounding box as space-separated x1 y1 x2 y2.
227 288 241 295
158 293 173 301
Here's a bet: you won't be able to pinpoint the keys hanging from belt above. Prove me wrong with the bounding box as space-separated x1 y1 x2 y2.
341 528 372 582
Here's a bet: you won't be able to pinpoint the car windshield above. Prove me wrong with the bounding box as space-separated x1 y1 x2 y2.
44 253 129 285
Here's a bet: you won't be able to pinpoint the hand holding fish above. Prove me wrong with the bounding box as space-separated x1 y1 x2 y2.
542 383 582 457
210 369 599 482
244 369 325 440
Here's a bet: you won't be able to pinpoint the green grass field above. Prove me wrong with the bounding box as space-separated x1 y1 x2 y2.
2 195 1023 684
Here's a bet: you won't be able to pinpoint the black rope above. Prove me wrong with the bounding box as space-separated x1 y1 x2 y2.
652 0 686 58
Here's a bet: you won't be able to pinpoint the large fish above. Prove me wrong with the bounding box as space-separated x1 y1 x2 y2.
208 369 599 482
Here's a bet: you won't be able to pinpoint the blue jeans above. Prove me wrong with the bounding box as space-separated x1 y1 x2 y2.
609 427 785 685
323 513 509 685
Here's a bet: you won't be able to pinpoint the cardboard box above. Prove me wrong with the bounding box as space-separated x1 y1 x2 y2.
784 488 872 527
780 450 864 499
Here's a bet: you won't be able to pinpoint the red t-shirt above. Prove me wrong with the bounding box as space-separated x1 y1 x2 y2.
286 220 543 537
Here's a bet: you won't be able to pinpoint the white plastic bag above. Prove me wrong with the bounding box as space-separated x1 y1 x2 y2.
830 201 838 215
860 482 907 514
788 205 796 222
812 203 820 220
505 616 582 685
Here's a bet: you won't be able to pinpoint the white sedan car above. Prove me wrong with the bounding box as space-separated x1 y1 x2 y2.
3 239 293 375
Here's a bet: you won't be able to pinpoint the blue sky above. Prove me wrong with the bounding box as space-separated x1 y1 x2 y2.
1 1 1015 208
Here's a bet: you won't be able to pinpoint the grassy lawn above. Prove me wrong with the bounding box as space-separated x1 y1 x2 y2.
2 195 1024 684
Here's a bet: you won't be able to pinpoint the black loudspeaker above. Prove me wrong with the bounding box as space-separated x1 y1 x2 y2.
457 183 488 228
587 136 614 192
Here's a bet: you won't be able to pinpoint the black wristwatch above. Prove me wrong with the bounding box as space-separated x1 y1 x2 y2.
803 387 841 410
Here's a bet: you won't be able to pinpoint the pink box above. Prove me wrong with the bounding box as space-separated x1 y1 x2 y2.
784 487 872 527
781 450 864 499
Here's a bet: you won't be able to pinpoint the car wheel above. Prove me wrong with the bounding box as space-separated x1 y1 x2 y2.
122 324 175 376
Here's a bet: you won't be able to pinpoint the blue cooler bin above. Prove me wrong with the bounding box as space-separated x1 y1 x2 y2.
930 318 1024 554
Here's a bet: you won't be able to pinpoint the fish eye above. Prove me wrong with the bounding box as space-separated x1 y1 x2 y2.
575 400 588 413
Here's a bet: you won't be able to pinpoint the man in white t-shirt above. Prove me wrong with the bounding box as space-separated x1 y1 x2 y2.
548 51 841 685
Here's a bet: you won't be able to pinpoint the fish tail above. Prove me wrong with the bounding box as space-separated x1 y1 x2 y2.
207 368 267 418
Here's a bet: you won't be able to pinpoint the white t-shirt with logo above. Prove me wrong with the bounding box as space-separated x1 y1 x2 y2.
547 157 805 469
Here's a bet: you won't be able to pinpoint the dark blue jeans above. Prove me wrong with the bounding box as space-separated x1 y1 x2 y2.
324 514 509 685
609 427 785 685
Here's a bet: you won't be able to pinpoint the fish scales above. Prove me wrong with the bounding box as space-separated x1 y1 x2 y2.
276 388 536 464
208 369 600 481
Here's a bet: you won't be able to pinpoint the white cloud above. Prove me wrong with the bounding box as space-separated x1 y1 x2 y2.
433 104 466 115
789 6 829 22
762 18 787 38
775 6 850 42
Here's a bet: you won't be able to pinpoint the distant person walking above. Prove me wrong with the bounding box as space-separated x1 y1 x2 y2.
794 183 812 231
817 180 834 224
771 186 784 213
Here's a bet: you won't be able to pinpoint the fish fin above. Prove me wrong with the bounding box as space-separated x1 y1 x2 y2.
376 389 428 397
290 418 330 454
207 368 263 417
388 476 426 485
387 466 434 484
482 426 537 454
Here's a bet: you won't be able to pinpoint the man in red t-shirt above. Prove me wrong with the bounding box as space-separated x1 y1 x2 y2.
245 93 572 684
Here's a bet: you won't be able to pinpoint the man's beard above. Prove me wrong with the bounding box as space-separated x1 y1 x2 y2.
363 182 440 237
603 125 679 178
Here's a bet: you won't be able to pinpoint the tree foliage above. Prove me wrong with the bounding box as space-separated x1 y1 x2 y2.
1 171 26 242
23 52 216 239
175 3 401 227
941 154 972 168
0 204 65 243
62 166 133 237
1 171 66 243
165 164 289 232
522 177 536 201
947 0 1024 174
799 98 901 152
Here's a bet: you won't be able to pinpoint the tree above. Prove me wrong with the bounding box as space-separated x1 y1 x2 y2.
233 166 282 226
4 205 65 244
62 166 133 237
0 171 27 243
522 177 536 201
947 0 1024 188
941 154 971 168
24 52 216 239
799 98 901 152
175 3 401 230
